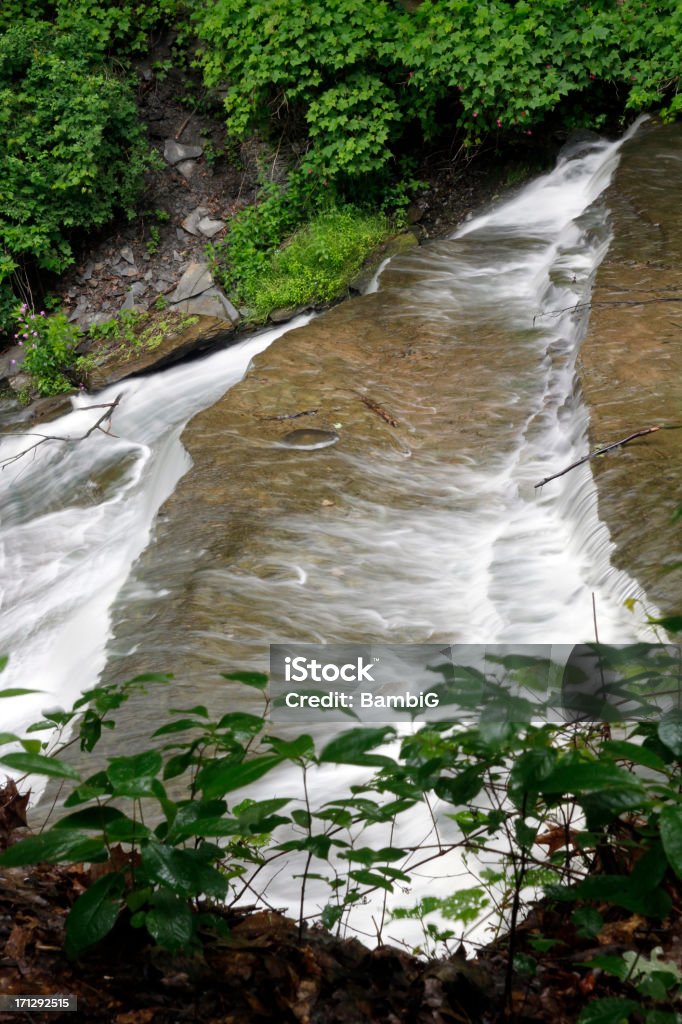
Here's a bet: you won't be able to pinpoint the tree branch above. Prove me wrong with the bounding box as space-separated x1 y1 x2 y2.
534 425 660 489
0 394 123 470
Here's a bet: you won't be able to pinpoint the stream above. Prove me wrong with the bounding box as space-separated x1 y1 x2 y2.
0 119 673 948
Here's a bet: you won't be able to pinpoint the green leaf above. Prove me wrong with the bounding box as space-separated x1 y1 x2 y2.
647 616 682 634
0 732 21 746
0 829 107 867
0 688 44 698
0 751 80 780
572 907 603 939
319 727 396 766
577 998 638 1024
266 734 315 760
141 842 228 900
349 869 394 890
107 750 162 797
145 889 194 951
540 760 641 795
221 671 268 690
658 711 682 757
579 955 629 979
660 804 682 877
196 754 283 799
152 719 205 737
65 872 124 958
601 740 667 772
52 807 126 831
0 656 7 673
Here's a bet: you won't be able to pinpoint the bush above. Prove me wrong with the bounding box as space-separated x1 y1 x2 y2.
13 306 89 396
238 205 390 320
0 21 147 287
0 1 183 52
195 0 682 187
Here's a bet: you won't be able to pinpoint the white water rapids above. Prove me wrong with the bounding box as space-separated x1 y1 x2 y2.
0 123 659 948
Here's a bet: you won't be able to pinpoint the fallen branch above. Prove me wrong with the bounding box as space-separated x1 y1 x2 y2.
534 426 660 489
533 295 682 325
0 394 123 470
354 392 399 428
258 408 319 422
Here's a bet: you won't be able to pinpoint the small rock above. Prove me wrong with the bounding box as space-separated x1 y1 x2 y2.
175 159 198 180
82 312 113 329
79 262 94 281
279 428 340 451
142 254 151 262
121 283 147 311
67 287 77 299
181 207 210 236
176 228 190 243
144 270 153 281
197 216 225 239
67 300 90 323
120 245 135 265
8 372 32 394
163 139 203 166
169 287 239 323
112 264 140 278
169 261 213 304
173 250 184 262
94 262 104 272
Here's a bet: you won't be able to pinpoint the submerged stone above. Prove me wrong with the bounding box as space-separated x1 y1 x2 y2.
279 428 340 450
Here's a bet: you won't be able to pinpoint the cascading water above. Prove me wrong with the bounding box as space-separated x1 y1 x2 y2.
0 122 662 948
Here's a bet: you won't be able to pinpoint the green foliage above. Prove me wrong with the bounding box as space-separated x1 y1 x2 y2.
195 0 682 192
237 206 390 321
3 641 682 976
210 171 324 302
0 1 184 53
13 305 90 396
0 21 147 288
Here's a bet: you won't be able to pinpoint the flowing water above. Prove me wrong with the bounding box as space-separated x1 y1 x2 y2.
0 121 671 947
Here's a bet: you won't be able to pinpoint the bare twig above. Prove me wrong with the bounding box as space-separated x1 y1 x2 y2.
533 295 682 325
0 394 123 470
534 425 660 489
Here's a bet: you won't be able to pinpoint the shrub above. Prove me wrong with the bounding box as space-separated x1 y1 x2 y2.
0 21 147 287
0 1 184 52
195 0 682 188
239 205 390 320
13 306 89 396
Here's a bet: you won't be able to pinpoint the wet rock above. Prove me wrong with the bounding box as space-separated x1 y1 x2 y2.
163 139 203 166
270 305 309 323
86 315 238 389
181 206 210 236
197 216 225 238
279 428 340 451
169 262 213 303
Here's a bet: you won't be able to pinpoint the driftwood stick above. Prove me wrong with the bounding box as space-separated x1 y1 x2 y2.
534 426 660 489
0 394 123 470
533 295 682 325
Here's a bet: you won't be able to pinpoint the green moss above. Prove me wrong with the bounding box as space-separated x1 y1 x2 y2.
241 206 390 322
